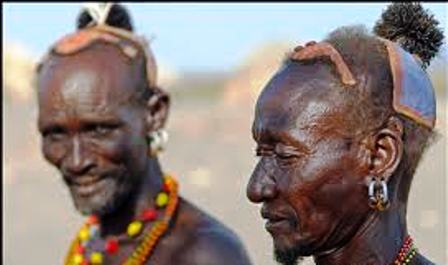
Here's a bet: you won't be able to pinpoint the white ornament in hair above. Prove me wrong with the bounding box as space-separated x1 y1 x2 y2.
82 2 114 26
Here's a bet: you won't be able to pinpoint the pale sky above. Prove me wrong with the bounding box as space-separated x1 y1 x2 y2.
3 3 447 72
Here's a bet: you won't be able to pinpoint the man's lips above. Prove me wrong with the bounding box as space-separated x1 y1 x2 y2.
261 207 293 233
71 175 102 186
261 205 290 221
68 175 107 197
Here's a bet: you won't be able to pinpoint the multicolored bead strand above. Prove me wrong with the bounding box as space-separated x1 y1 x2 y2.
393 235 417 265
123 175 179 265
64 175 179 265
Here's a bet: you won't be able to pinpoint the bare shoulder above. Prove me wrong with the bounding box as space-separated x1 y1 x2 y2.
171 198 253 265
180 223 253 265
413 253 436 265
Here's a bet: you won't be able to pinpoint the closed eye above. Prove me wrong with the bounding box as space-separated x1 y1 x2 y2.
275 152 297 159
42 126 68 141
84 123 121 137
273 144 305 165
255 145 274 157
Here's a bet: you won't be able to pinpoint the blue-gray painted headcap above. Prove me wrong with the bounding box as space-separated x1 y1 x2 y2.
374 3 444 129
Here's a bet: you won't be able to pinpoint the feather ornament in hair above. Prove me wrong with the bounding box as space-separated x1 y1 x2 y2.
82 2 113 26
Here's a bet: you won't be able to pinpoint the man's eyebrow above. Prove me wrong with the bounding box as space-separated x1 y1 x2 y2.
38 115 64 129
278 132 311 153
256 128 311 154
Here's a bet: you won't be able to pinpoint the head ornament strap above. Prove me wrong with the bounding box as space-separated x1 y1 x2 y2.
42 3 158 89
289 39 436 129
289 41 357 86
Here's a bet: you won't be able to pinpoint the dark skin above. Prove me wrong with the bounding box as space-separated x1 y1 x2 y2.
246 61 434 265
37 43 252 265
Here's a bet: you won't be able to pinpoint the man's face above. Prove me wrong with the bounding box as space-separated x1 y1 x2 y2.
247 62 370 264
37 45 148 216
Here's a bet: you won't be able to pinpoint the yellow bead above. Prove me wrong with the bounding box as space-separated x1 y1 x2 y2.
127 221 143 237
156 192 169 207
78 227 90 242
90 252 103 264
72 254 83 265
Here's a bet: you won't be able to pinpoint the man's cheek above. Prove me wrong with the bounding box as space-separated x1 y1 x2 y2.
42 140 68 167
306 174 353 211
91 137 130 164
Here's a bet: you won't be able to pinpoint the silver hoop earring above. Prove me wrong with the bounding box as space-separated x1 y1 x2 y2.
368 176 390 211
147 129 169 156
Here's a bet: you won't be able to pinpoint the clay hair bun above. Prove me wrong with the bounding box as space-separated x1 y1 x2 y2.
373 2 444 68
77 3 134 32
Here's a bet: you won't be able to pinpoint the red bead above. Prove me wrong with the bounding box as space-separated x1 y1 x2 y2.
87 215 99 225
162 183 170 192
105 238 119 254
141 209 158 221
81 260 89 265
75 244 85 254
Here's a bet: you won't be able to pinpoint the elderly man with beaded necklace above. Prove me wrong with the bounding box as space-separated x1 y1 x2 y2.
246 3 443 265
36 4 252 265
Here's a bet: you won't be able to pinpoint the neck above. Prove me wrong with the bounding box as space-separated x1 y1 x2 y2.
99 157 164 237
314 204 408 265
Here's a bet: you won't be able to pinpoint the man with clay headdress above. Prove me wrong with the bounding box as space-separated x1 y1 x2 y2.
246 3 443 265
36 3 252 265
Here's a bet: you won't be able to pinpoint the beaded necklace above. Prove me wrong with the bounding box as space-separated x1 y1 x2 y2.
392 235 417 265
64 175 179 265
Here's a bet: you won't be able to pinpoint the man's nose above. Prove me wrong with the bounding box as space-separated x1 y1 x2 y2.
246 160 278 203
62 136 94 176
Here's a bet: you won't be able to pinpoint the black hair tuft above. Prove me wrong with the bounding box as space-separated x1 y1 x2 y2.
373 2 444 68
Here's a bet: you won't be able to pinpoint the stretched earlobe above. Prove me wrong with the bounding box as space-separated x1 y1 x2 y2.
361 117 404 211
145 88 170 133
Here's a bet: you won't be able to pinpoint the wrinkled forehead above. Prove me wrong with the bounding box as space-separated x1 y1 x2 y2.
253 62 353 137
37 45 139 111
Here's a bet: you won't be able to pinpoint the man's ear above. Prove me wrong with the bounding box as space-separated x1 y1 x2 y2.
145 88 170 133
366 116 404 182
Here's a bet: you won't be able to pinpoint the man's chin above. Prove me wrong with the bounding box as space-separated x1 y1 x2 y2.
72 193 115 216
274 247 304 265
67 174 134 216
69 184 125 216
273 238 315 265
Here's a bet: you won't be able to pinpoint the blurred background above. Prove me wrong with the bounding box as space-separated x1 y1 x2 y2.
3 3 447 265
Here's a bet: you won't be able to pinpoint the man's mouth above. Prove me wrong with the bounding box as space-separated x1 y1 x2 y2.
261 208 293 233
70 175 107 197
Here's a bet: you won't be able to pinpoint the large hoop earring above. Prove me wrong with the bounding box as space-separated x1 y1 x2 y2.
368 176 390 211
146 129 168 157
